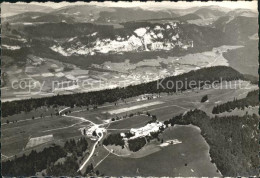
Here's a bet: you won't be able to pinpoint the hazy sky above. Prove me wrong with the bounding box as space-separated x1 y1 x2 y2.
5 1 258 11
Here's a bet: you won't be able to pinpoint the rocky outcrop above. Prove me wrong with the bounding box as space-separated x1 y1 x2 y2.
50 22 193 56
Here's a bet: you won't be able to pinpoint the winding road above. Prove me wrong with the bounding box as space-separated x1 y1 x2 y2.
78 131 103 172
60 107 105 172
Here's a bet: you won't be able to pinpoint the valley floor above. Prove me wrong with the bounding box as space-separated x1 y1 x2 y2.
2 45 243 102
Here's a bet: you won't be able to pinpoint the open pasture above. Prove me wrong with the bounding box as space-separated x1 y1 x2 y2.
107 115 152 130
106 101 164 115
2 106 59 124
1 114 82 157
26 134 54 148
196 81 258 115
97 125 221 177
68 110 107 125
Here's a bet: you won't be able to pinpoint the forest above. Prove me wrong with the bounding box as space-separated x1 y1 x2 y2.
103 133 125 147
2 145 67 176
2 66 245 117
2 137 89 177
128 137 147 152
212 90 258 114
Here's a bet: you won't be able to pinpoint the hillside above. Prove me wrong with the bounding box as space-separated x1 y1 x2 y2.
1 5 257 101
174 13 201 21
47 5 178 23
227 9 257 17
214 16 257 44
1 19 227 72
193 8 225 19
96 7 177 23
212 90 259 114
14 21 225 61
2 66 245 117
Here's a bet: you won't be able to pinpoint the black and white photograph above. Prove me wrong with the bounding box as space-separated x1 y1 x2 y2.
1 1 259 177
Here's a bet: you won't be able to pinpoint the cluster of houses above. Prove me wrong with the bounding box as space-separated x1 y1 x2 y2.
80 125 105 141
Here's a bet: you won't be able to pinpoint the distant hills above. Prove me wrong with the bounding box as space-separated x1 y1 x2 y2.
174 13 201 21
1 3 53 18
2 4 257 24
227 8 257 17
1 4 258 74
3 5 178 23
214 15 257 44
1 4 258 108
54 5 178 23
193 8 225 19
2 4 257 71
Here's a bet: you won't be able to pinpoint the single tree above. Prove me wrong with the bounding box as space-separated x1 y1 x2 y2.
201 95 208 103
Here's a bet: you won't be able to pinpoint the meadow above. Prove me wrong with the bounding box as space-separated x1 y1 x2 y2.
97 125 221 177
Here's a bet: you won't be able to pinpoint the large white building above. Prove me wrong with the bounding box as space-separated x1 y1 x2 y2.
129 122 164 139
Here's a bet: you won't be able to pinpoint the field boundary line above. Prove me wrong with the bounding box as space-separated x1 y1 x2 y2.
94 151 111 169
103 145 131 157
42 121 84 132
147 104 189 112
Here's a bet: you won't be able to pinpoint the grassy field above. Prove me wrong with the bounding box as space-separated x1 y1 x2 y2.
2 105 59 121
1 114 84 158
68 110 107 125
97 125 221 177
107 115 152 130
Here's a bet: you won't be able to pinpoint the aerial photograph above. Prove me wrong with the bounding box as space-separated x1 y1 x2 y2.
1 1 259 177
